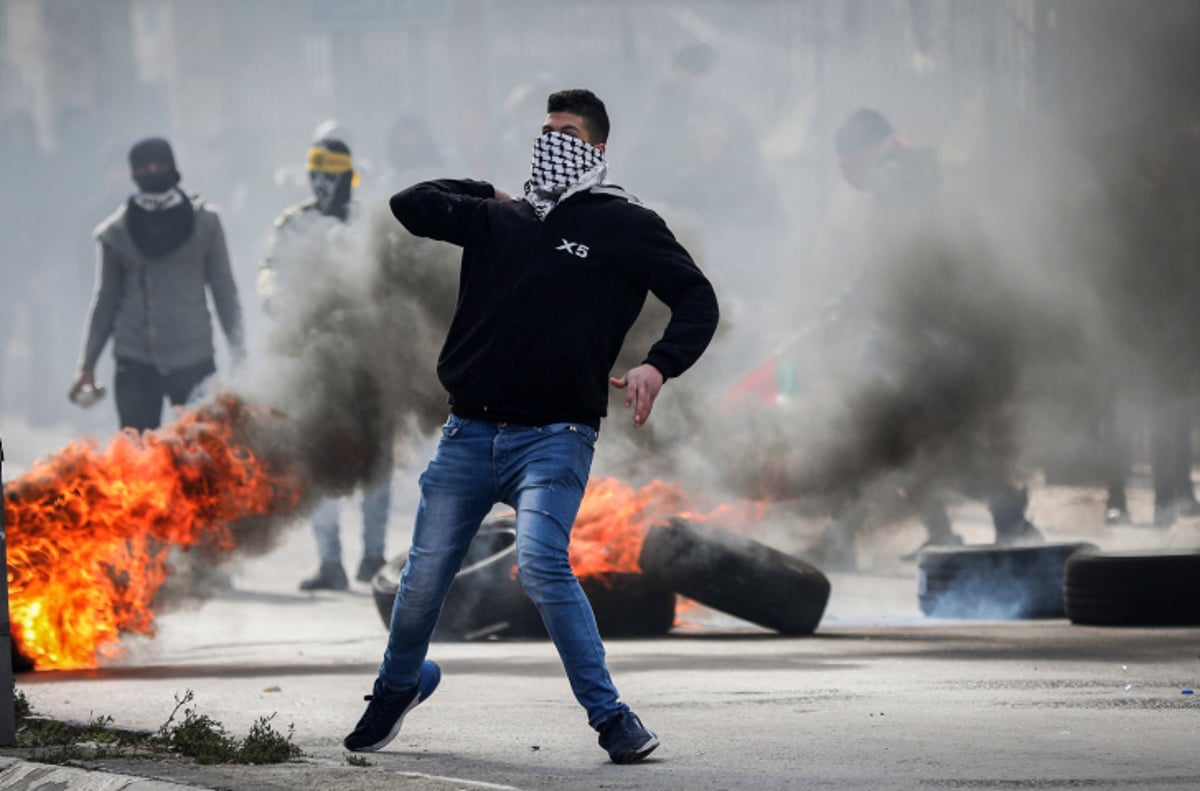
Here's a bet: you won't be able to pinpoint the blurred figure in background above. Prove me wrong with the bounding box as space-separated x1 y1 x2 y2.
629 42 719 198
661 97 782 230
259 137 392 591
1098 123 1200 528
68 137 245 431
806 108 1043 569
379 110 464 191
0 111 55 424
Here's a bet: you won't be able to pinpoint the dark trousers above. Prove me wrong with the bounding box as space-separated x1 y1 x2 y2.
1150 397 1196 508
1104 391 1195 512
114 357 216 432
915 479 1028 539
833 472 1028 541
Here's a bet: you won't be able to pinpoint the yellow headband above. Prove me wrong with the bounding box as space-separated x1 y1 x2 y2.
307 147 352 173
306 147 360 187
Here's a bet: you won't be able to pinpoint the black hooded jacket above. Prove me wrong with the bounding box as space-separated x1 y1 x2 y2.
390 179 719 429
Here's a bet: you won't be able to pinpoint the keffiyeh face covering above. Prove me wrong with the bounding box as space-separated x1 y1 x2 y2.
523 131 607 220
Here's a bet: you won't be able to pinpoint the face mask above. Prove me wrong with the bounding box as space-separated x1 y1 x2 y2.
527 131 604 194
310 170 352 217
134 170 178 195
523 131 606 220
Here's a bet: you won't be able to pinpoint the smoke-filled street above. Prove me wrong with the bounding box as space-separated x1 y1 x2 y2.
3 421 1199 789
5 500 1200 791
3 0 1200 787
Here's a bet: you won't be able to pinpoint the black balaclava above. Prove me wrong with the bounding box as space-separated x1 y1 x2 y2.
129 136 182 193
125 136 195 257
307 138 354 221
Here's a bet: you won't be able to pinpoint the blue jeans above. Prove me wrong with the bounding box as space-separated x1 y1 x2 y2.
311 472 393 564
380 414 628 729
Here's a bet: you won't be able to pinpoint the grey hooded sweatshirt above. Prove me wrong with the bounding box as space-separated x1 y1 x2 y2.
80 199 245 374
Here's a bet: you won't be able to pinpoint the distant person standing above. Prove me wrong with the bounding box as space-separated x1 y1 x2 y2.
629 42 718 198
805 109 1042 569
68 137 245 431
258 138 392 591
1099 124 1200 528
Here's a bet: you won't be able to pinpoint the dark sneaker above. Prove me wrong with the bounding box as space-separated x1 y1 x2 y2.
343 660 441 752
299 562 349 591
995 519 1045 547
355 555 387 583
598 710 659 764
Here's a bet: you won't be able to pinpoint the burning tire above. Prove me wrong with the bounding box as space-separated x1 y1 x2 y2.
1064 550 1200 626
917 542 1097 619
372 520 676 640
638 518 831 635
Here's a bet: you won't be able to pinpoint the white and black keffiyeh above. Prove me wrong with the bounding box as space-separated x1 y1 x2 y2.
523 131 607 220
131 188 186 212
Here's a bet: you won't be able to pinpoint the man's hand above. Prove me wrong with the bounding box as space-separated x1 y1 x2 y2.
609 364 664 429
493 187 512 202
68 368 95 401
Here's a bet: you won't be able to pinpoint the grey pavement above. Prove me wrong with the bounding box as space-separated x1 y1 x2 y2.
4 419 1200 789
7 530 1200 790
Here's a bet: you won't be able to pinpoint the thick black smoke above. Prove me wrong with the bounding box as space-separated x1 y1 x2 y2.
213 205 459 561
642 0 1200 544
218 0 1199 567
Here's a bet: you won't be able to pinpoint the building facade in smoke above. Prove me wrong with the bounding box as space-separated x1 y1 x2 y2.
3 0 1198 504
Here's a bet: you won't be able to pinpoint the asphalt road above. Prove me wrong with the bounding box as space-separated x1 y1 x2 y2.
3 420 1198 790
7 539 1200 790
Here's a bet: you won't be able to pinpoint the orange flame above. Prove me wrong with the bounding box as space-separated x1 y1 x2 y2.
569 477 768 579
4 394 307 671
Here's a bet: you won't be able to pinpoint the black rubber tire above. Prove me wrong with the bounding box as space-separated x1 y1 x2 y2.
917 542 1097 619
372 519 676 639
638 518 831 635
582 573 677 637
373 521 542 639
11 642 33 674
1064 550 1200 626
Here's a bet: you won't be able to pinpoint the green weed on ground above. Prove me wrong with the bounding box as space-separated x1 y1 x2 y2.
12 686 302 765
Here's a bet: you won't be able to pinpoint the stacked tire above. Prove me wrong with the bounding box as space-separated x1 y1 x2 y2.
1064 550 1200 626
917 543 1097 619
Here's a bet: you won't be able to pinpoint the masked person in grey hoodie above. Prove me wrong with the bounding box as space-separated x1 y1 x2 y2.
69 137 245 431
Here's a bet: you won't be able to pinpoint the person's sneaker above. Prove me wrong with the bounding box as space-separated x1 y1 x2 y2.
299 562 349 591
355 555 387 583
994 519 1045 547
597 710 659 764
343 660 441 752
1105 506 1132 526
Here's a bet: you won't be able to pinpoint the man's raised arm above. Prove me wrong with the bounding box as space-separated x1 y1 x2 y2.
389 179 500 245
